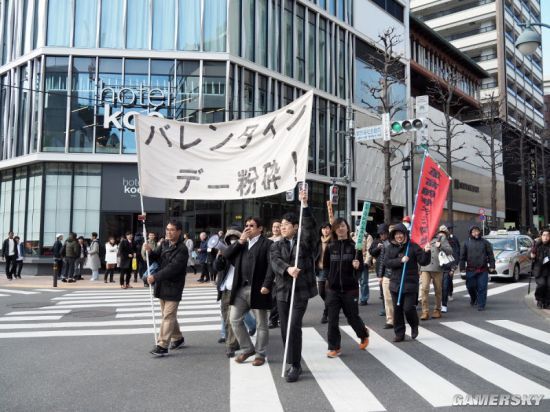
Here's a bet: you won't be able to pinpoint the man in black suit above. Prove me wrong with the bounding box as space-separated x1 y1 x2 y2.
225 217 273 367
2 231 18 280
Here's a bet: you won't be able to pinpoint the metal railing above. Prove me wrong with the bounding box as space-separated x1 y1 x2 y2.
446 24 497 41
420 0 493 21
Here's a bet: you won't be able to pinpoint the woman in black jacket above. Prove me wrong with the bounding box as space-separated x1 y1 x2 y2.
384 223 431 342
322 218 369 357
531 228 550 309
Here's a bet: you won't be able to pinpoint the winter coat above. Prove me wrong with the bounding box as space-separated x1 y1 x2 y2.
149 237 188 301
63 238 80 258
2 238 18 258
323 238 363 292
448 234 461 262
369 238 385 277
459 226 495 272
532 240 550 278
420 234 453 272
384 223 431 294
197 240 208 264
105 242 119 265
118 239 136 270
52 240 63 259
87 239 101 271
268 207 319 303
16 242 24 261
185 238 195 266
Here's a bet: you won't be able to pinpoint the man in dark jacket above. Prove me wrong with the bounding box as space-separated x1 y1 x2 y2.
2 231 18 280
145 220 188 356
62 232 80 283
224 218 272 367
264 190 318 382
531 229 550 309
384 223 431 342
119 232 136 288
52 234 64 279
460 225 495 311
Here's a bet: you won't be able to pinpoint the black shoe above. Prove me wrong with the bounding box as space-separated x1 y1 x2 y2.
383 323 393 329
218 337 226 344
169 337 185 350
150 345 168 356
268 322 278 329
61 278 67 283
110 280 115 283
7 277 13 281
470 298 477 307
248 328 256 337
226 351 235 358
393 335 404 342
16 275 21 279
477 306 485 311
285 365 302 383
359 301 368 306
411 326 419 340
68 278 76 283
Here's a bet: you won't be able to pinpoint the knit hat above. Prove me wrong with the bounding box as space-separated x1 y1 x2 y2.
224 228 242 243
56 233 63 239
377 223 389 235
438 225 450 235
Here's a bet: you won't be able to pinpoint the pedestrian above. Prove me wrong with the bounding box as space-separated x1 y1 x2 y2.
2 231 17 280
141 232 159 286
133 232 144 283
359 232 374 306
88 232 101 281
75 236 88 280
183 233 197 274
323 218 370 358
61 232 80 283
268 220 283 329
223 217 272 367
459 225 495 311
119 231 136 289
197 232 209 282
145 219 188 356
531 228 550 309
315 222 332 324
266 189 318 383
384 223 431 342
14 236 24 279
419 226 453 320
207 237 219 283
104 236 118 283
52 234 64 279
369 224 393 329
269 220 283 242
442 224 460 308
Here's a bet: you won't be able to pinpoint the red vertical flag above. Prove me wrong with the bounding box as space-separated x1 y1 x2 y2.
410 154 451 247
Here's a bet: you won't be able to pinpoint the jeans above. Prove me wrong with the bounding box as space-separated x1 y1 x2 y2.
15 260 23 277
141 261 159 280
326 288 368 350
466 271 489 309
441 270 453 306
359 269 370 303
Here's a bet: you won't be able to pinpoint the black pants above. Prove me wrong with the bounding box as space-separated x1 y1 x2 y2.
54 259 63 278
326 289 368 350
104 267 115 282
390 290 419 339
535 275 550 305
75 257 86 279
4 255 16 278
200 263 210 282
317 281 328 318
120 268 132 285
269 288 279 324
278 297 308 367
15 260 23 278
63 257 76 279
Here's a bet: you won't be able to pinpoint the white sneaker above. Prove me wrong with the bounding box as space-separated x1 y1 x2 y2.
441 306 448 313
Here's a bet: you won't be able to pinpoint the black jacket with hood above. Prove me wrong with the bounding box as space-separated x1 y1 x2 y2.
150 236 188 301
531 239 550 278
384 223 431 294
459 225 495 273
323 238 364 292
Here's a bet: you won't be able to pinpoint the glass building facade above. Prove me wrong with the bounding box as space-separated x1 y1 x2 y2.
0 0 406 256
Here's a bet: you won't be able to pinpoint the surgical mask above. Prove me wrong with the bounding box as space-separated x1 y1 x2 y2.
230 239 238 245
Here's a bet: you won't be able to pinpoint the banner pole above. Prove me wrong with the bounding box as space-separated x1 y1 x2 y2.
281 196 305 378
140 194 158 345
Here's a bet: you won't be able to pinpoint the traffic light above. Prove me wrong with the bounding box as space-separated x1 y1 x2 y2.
329 185 339 205
390 118 426 135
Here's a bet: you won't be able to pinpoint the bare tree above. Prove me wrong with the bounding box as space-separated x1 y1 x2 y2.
426 71 467 227
358 27 407 224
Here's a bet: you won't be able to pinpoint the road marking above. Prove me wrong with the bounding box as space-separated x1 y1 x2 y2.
0 294 8 297
0 288 38 295
461 283 527 298
0 324 219 338
407 325 550 398
6 310 71 316
52 298 215 305
302 327 385 412
0 316 64 322
116 304 220 312
0 316 220 330
53 295 216 302
116 309 220 318
66 289 217 296
341 325 466 407
442 321 550 372
230 358 283 412
430 285 467 295
33 289 66 292
487 320 550 345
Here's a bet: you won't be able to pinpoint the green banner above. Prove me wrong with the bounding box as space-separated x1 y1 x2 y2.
355 201 371 250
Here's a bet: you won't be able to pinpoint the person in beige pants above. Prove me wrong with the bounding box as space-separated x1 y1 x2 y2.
419 225 453 320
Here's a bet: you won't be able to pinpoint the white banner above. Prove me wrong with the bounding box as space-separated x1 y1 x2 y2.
136 91 313 200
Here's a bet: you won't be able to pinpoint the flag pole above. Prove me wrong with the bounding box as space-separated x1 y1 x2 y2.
281 192 305 378
397 150 428 306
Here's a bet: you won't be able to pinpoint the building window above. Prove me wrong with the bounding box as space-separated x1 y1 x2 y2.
338 28 345 98
153 0 176 50
242 68 255 118
371 0 404 23
43 57 69 153
30 59 41 153
202 61 226 123
229 0 241 55
307 11 316 87
318 98 327 175
269 0 281 72
100 0 124 48
121 59 148 154
127 0 150 49
43 163 72 247
242 0 255 61
204 0 228 52
47 0 71 46
178 0 201 51
96 58 122 153
256 0 268 66
296 4 306 82
12 167 26 239
308 97 316 173
72 164 101 238
175 60 200 122
329 102 337 177
69 57 96 153
26 164 42 256
283 0 293 77
0 170 13 242
319 17 327 91
74 0 98 48
258 74 268 115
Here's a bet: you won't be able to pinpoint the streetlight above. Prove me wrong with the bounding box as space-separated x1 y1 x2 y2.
402 155 411 216
515 22 550 56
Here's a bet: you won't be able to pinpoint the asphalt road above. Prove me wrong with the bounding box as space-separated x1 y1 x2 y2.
0 276 549 412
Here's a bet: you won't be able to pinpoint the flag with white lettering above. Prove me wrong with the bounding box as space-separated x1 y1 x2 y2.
136 91 313 200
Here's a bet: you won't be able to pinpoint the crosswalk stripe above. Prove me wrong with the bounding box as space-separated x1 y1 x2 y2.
54 298 156 304
0 294 8 297
45 302 220 309
6 310 71 316
340 326 466 407
407 325 550 398
487 320 550 345
230 359 283 412
461 283 527 298
53 295 216 301
0 324 219 339
0 316 220 330
116 304 220 312
442 321 550 372
33 289 66 292
0 288 38 295
430 285 467 296
116 310 220 318
0 316 64 322
66 289 217 295
302 327 386 412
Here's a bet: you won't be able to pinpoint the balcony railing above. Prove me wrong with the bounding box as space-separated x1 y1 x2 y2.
471 52 498 62
446 24 497 41
420 0 494 21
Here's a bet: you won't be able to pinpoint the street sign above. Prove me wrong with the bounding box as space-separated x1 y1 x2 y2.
479 215 486 221
381 113 391 141
355 125 383 143
479 208 485 215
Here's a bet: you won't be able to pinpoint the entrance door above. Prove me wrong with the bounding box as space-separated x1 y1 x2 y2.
102 213 133 241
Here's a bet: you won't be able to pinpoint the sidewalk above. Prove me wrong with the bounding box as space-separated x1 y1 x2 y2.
0 271 214 290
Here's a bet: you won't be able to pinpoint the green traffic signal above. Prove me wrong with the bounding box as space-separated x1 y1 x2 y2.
391 122 403 133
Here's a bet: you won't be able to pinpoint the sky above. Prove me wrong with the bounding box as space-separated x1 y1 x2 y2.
543 0 549 79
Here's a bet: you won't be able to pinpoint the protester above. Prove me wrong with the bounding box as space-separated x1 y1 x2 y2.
384 223 431 342
119 231 136 289
359 232 374 306
75 236 88 280
419 226 453 320
315 222 332 324
369 224 392 328
224 217 272 367
133 232 144 283
2 231 17 280
265 190 318 383
52 234 64 280
88 232 101 281
323 218 370 358
269 220 283 242
61 232 80 283
14 236 24 279
531 228 550 309
268 220 283 329
197 232 209 282
460 225 495 311
183 233 197 275
145 220 188 356
104 236 118 283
